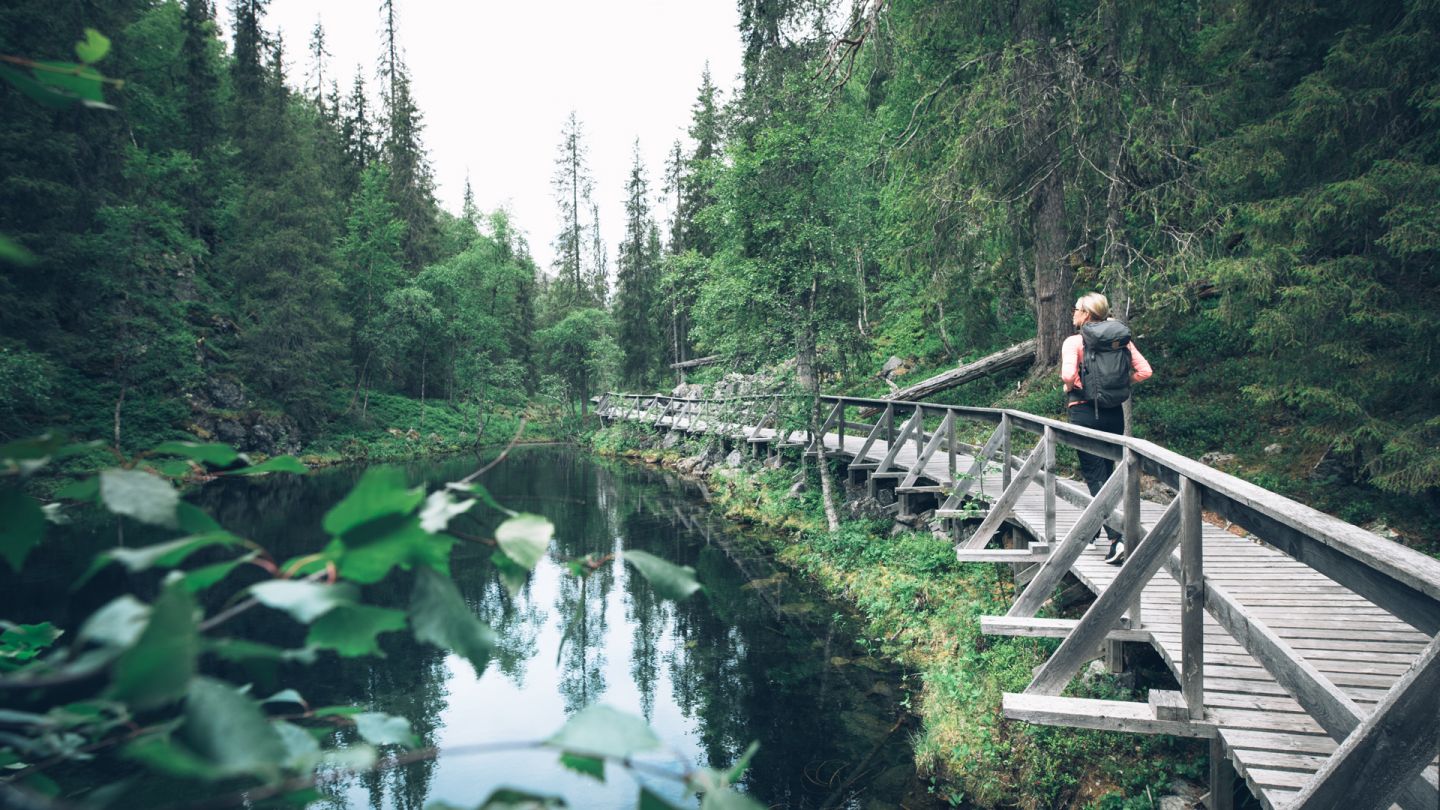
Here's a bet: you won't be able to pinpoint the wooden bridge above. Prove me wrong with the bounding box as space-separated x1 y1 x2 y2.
598 391 1440 810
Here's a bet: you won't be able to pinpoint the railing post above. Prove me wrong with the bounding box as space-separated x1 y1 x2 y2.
947 408 957 484
1043 426 1056 546
838 400 846 451
914 406 925 457
886 405 895 447
1000 413 1012 492
1180 476 1205 719
1125 447 1143 629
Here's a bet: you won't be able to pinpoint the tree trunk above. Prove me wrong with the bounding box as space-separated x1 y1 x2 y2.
1019 0 1074 370
798 275 840 533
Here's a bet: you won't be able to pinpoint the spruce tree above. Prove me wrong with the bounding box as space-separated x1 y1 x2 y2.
549 111 595 308
615 142 662 386
377 0 440 270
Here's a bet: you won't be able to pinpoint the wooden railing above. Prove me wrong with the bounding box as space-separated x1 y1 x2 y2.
601 390 1440 809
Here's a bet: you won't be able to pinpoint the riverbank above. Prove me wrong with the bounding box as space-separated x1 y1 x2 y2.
590 423 1209 809
31 393 565 497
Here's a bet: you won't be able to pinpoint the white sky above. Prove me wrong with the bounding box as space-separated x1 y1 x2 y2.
219 1 744 275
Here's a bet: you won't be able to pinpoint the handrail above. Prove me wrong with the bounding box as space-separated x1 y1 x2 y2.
601 390 1440 616
600 388 1440 805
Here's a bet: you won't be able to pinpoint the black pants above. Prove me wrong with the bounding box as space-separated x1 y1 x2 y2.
1069 402 1124 541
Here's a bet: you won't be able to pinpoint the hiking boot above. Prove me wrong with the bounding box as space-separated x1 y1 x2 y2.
1104 539 1126 566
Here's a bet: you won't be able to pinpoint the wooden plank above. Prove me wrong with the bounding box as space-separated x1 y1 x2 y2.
957 549 1050 563
1168 558 1438 807
1136 440 1440 635
1002 693 1215 738
980 616 1149 642
1043 427 1057 545
1290 635 1440 810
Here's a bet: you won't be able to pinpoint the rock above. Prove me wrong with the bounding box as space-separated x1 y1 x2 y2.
764 453 783 469
1158 797 1190 810
1199 451 1237 468
787 480 807 497
207 377 247 410
725 449 743 468
670 382 703 398
879 355 906 378
427 432 443 443
1082 659 1108 682
876 488 896 507
661 432 679 449
215 419 246 446
889 523 909 537
1310 445 1353 483
1140 474 1176 505
1363 521 1401 542
1264 442 1284 456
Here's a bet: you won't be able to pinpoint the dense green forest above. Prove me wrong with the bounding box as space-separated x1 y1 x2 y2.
2 0 1437 543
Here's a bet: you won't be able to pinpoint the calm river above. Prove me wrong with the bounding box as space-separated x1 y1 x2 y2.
11 446 931 809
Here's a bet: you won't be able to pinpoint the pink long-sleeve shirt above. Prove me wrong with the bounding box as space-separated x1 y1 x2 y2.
1061 330 1152 406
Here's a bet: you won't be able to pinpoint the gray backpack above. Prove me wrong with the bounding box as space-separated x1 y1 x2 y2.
1079 320 1133 409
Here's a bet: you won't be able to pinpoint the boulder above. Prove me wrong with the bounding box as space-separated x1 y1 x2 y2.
1199 451 1237 468
725 449 744 468
1264 442 1284 456
207 377 247 410
879 355 906 378
661 432 679 449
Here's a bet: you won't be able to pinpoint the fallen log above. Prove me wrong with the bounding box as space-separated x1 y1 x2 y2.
860 339 1037 416
670 354 721 370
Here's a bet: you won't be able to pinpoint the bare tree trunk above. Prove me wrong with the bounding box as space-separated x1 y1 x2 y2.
855 247 870 337
419 355 426 429
113 384 127 452
798 274 840 533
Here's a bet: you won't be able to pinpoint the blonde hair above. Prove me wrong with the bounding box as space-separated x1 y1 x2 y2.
1075 292 1110 321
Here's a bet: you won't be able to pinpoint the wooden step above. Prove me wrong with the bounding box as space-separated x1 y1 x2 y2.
1002 693 1215 738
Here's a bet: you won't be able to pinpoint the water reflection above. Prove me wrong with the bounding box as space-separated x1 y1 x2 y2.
8 447 929 809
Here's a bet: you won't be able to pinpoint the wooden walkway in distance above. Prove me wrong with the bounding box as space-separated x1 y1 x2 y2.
600 393 1440 810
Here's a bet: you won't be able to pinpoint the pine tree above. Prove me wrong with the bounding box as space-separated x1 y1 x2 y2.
549 111 595 308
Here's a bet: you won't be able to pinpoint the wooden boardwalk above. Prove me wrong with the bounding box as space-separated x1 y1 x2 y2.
600 393 1440 810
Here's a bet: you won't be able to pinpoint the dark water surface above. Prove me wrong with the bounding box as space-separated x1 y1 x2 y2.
9 446 929 809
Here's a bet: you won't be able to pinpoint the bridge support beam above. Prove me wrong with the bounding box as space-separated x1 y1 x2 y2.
1207 737 1236 810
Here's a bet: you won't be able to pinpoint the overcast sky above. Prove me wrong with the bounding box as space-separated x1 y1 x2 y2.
219 1 744 275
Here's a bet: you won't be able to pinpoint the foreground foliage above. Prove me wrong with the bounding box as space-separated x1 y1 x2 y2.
0 434 760 809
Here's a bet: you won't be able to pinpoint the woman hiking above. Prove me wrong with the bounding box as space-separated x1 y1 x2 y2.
1061 292 1152 565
